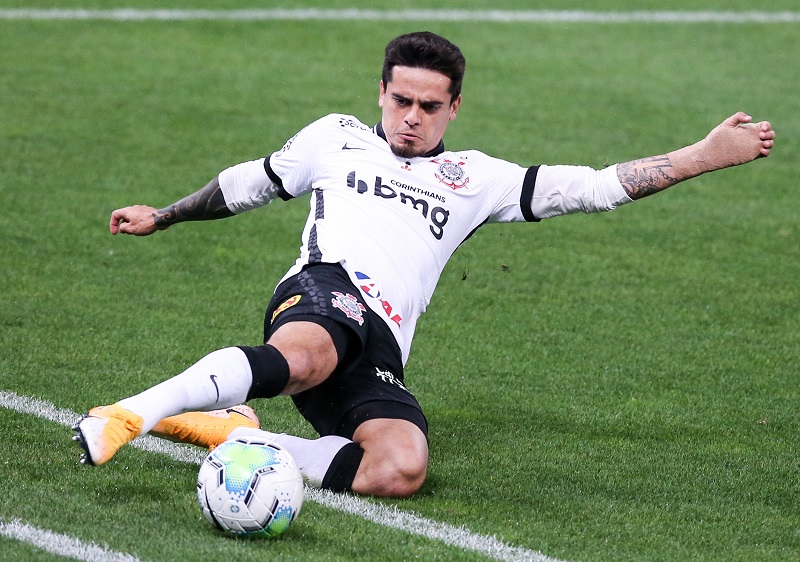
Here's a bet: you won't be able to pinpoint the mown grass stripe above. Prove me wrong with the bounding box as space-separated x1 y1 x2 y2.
0 390 565 562
0 9 798 23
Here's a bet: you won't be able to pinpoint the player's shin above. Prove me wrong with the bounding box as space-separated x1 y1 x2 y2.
119 346 255 432
140 344 292 450
228 427 362 491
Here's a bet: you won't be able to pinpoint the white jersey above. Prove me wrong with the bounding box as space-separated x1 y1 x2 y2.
219 113 631 363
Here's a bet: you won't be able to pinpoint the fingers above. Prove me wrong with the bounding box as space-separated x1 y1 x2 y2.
108 205 157 236
758 121 775 139
728 111 752 127
727 113 775 159
109 208 129 235
759 135 774 157
757 120 775 157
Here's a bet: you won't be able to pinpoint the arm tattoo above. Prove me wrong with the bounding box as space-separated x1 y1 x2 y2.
153 177 234 228
617 155 681 200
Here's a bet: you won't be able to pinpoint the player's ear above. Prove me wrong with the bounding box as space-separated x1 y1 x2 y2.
378 80 386 108
449 95 462 121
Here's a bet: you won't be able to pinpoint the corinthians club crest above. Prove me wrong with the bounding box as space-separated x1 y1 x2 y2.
432 158 469 190
331 291 366 325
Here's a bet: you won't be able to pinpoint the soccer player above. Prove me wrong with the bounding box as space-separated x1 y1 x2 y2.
74 31 775 498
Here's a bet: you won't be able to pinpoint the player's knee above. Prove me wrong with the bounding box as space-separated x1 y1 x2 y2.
267 323 339 393
355 442 428 498
272 347 330 394
282 347 320 385
383 455 427 498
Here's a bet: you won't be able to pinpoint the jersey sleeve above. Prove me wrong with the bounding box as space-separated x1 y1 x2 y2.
218 158 281 214
264 115 336 200
526 164 633 219
480 155 538 223
218 114 342 211
485 158 633 223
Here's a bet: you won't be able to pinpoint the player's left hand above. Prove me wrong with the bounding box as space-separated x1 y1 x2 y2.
705 112 775 166
751 116 776 158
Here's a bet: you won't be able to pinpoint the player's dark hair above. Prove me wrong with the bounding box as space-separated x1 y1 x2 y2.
382 32 466 102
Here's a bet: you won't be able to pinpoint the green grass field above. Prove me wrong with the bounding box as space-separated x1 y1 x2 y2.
1 3 798 561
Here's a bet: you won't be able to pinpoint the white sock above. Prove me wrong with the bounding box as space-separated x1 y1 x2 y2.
229 427 351 487
118 347 253 432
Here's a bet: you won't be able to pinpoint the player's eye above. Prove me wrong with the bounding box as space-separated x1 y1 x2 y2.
421 103 442 113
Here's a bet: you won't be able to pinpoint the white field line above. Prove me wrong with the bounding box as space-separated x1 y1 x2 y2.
0 390 565 562
0 518 144 562
0 8 798 23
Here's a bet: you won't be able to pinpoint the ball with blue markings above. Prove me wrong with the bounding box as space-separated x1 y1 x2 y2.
197 436 304 537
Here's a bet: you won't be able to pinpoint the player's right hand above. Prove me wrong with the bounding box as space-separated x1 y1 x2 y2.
109 205 160 236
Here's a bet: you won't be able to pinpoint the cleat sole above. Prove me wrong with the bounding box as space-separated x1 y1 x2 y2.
72 415 97 466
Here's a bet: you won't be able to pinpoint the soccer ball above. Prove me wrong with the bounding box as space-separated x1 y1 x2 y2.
196 436 304 537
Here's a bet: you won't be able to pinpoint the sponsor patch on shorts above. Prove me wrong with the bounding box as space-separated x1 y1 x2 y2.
374 367 409 392
271 295 302 322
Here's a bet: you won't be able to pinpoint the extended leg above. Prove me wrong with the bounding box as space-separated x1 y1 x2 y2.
73 322 336 466
229 417 428 498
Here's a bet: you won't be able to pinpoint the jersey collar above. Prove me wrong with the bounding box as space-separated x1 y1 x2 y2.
374 122 446 158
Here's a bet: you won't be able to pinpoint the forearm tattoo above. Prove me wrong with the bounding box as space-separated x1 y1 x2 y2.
153 178 234 228
616 156 681 200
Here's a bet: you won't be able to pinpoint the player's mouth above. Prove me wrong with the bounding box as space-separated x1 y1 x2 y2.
397 131 421 142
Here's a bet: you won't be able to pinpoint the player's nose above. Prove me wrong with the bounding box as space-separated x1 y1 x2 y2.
404 105 421 126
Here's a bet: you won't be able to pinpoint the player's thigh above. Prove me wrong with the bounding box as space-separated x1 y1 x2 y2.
267 321 339 394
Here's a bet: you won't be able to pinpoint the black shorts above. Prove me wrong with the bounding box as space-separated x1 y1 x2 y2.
263 263 428 440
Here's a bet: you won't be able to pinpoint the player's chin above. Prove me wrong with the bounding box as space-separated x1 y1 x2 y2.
390 140 425 159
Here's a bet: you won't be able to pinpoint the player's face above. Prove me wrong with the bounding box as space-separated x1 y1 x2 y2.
379 66 461 158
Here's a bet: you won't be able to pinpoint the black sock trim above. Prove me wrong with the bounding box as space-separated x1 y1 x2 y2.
320 442 364 493
239 344 290 400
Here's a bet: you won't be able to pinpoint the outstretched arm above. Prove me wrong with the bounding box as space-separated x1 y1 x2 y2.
109 176 234 236
617 112 775 200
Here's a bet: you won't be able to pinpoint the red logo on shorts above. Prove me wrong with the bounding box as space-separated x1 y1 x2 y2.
331 291 366 326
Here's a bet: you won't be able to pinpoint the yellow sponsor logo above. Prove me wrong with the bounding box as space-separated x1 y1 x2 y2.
271 295 301 322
